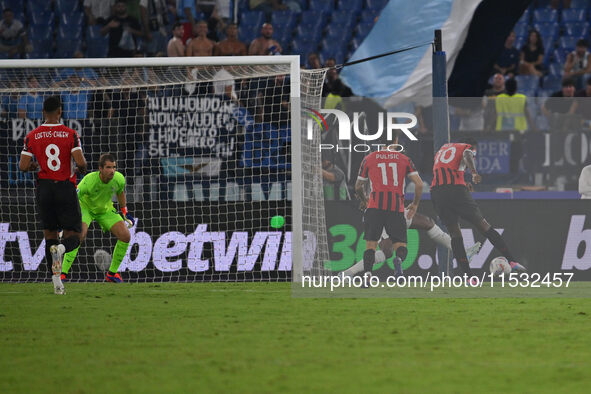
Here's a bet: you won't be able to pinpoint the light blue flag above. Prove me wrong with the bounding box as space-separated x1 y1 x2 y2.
341 0 483 106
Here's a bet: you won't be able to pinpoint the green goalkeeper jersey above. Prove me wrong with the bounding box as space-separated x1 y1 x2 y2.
77 171 126 214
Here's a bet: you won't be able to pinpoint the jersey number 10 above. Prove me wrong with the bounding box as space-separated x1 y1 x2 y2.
434 146 457 165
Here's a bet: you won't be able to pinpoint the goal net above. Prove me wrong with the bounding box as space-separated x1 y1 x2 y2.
0 57 329 283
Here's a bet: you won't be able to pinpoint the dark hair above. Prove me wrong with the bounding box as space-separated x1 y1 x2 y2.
321 149 334 163
505 78 518 95
577 39 589 48
462 137 478 148
524 29 544 53
3 8 12 14
562 78 576 87
98 153 116 168
43 96 61 113
172 22 182 30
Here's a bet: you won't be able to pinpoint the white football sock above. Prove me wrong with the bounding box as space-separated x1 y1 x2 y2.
427 224 452 251
342 250 386 277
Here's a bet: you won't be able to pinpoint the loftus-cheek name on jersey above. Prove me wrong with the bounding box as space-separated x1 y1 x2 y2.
34 131 70 139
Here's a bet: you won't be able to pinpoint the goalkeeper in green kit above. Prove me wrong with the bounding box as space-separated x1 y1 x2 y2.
61 153 135 283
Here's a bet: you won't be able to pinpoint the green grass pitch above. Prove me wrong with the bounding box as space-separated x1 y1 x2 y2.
2 282 591 393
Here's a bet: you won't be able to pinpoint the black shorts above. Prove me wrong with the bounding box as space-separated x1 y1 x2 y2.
363 208 407 243
431 185 484 227
35 179 82 232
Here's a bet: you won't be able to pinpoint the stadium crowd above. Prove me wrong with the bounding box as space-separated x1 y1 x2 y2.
3 0 591 196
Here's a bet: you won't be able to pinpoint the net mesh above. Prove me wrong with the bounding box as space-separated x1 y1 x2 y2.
0 60 328 283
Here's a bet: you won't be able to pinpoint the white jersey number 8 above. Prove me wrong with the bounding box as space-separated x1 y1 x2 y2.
45 144 61 171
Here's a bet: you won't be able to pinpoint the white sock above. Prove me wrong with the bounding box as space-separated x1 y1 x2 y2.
343 260 364 277
342 250 387 277
375 250 386 263
427 224 452 251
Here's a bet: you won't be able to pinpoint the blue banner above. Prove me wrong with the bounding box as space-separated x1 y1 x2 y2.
476 139 511 174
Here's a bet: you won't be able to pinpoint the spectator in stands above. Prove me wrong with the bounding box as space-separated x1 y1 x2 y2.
167 22 186 57
60 75 90 120
485 73 507 97
186 21 215 56
552 0 570 9
251 0 302 15
494 78 535 132
215 0 232 22
206 6 227 42
140 0 169 56
0 8 31 57
519 29 544 77
177 0 202 44
323 58 352 98
54 51 99 85
18 75 43 120
307 53 321 69
543 78 578 117
564 39 591 90
493 31 520 78
84 0 115 25
248 23 282 56
101 1 143 58
483 73 506 130
260 74 289 128
214 23 247 56
1 80 19 118
322 150 347 201
455 98 483 131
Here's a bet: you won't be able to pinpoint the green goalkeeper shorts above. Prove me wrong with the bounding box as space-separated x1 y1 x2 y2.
81 203 124 232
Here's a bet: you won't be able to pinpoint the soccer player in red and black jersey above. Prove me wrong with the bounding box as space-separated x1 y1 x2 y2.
355 137 423 278
431 138 526 276
19 96 87 295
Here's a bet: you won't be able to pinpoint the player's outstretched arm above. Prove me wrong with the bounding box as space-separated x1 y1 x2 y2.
72 149 87 175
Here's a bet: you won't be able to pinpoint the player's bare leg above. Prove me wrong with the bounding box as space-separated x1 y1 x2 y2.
474 218 525 272
62 223 88 280
363 240 379 280
445 222 475 277
410 213 481 261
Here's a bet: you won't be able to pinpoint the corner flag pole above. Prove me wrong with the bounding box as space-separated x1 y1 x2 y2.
432 29 452 275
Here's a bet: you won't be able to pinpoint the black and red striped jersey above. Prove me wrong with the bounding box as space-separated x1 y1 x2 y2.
431 143 475 187
358 150 417 212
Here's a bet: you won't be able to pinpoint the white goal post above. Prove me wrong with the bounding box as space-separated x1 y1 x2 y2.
0 56 329 283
